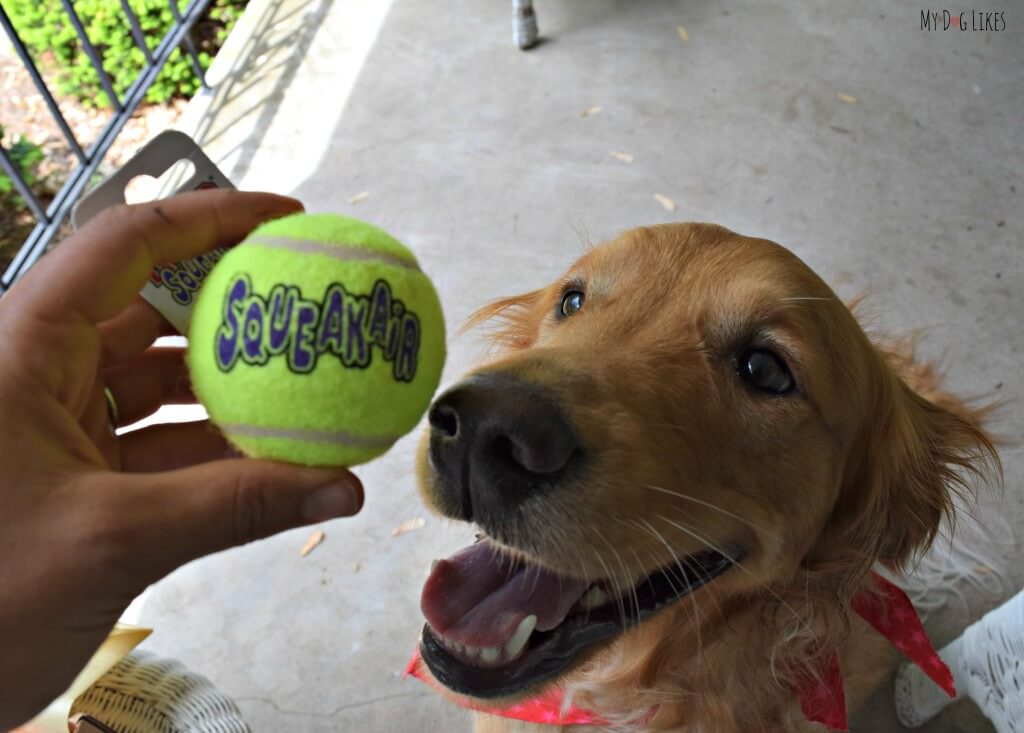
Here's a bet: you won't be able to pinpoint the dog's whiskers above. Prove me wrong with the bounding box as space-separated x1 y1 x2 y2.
629 517 707 661
633 516 730 623
600 535 642 625
628 518 689 598
648 513 814 682
588 530 637 626
656 511 810 631
612 544 642 624
589 545 630 625
644 484 780 542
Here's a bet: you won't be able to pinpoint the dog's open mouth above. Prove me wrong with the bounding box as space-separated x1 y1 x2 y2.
419 538 738 699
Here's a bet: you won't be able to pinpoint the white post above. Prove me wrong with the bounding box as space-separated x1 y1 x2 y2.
512 0 538 49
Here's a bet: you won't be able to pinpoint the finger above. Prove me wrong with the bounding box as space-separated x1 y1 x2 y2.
8 189 303 324
98 299 175 365
115 459 364 579
104 348 193 426
119 420 229 472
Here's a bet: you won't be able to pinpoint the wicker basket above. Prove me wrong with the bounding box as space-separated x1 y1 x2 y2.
894 587 1024 732
70 650 249 733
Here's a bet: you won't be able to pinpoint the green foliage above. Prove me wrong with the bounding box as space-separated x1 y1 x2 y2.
1 126 52 265
0 126 47 197
5 0 246 107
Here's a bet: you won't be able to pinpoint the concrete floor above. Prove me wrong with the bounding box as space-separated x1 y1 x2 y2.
130 1 1022 730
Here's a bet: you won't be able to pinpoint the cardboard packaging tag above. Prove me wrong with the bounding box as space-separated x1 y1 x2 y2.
72 131 235 335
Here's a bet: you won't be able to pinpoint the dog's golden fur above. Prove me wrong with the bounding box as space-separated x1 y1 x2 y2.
417 223 999 732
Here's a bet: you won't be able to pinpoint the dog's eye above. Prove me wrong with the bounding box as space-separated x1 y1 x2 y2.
559 290 585 319
738 350 794 394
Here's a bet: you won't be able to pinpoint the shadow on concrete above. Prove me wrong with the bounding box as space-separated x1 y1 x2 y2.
137 1 1021 731
190 0 328 183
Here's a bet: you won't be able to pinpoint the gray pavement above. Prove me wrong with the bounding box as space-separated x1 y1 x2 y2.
132 1 1022 730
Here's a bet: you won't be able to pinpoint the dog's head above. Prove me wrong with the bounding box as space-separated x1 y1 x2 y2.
415 223 995 708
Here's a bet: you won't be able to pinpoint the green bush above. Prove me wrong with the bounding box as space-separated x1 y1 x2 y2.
5 0 246 107
0 131 46 197
1 126 51 267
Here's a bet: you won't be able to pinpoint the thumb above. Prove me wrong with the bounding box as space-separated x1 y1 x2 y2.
123 457 363 578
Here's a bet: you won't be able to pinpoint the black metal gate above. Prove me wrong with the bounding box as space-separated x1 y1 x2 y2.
0 0 213 294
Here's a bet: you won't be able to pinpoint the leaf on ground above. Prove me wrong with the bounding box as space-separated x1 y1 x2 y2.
677 25 689 42
352 562 361 573
349 191 369 204
654 193 677 212
837 92 859 104
609 151 635 163
581 105 603 117
392 517 426 536
300 529 325 557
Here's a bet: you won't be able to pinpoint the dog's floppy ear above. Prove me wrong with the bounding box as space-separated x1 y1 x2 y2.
835 369 999 570
462 288 547 351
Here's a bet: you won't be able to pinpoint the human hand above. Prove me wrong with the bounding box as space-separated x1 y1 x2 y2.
0 190 364 729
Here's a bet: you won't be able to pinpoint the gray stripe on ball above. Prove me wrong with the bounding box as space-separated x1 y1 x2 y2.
247 235 421 271
223 423 398 448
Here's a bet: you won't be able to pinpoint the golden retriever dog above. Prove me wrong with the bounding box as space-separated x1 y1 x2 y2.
414 223 999 732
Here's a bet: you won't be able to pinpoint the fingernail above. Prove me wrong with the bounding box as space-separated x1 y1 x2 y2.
302 481 361 522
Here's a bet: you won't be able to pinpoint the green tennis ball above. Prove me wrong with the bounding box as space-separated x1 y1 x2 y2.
187 212 446 467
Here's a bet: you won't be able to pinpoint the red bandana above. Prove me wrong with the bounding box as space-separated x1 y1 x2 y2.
405 651 604 726
406 572 955 730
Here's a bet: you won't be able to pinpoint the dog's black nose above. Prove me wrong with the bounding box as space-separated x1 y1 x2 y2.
427 374 579 521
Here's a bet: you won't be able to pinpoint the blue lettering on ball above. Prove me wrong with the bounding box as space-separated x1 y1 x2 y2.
243 301 265 362
292 303 318 373
317 285 345 353
266 285 295 354
214 276 424 382
396 313 420 382
368 281 391 346
214 274 250 370
344 299 369 367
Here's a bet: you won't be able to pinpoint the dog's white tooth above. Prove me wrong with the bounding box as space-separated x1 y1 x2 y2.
480 646 500 663
504 614 537 659
580 586 610 610
463 645 480 658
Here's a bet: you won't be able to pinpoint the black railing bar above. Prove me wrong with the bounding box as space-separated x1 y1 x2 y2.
2 0 213 288
0 4 87 164
140 0 203 73
167 0 208 88
59 0 211 174
1 0 214 293
58 0 124 113
2 213 45 291
2 0 213 290
0 144 49 222
121 0 156 65
1 154 93 291
102 0 209 126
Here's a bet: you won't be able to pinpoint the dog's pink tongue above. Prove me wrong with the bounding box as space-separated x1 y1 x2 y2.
421 540 589 648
